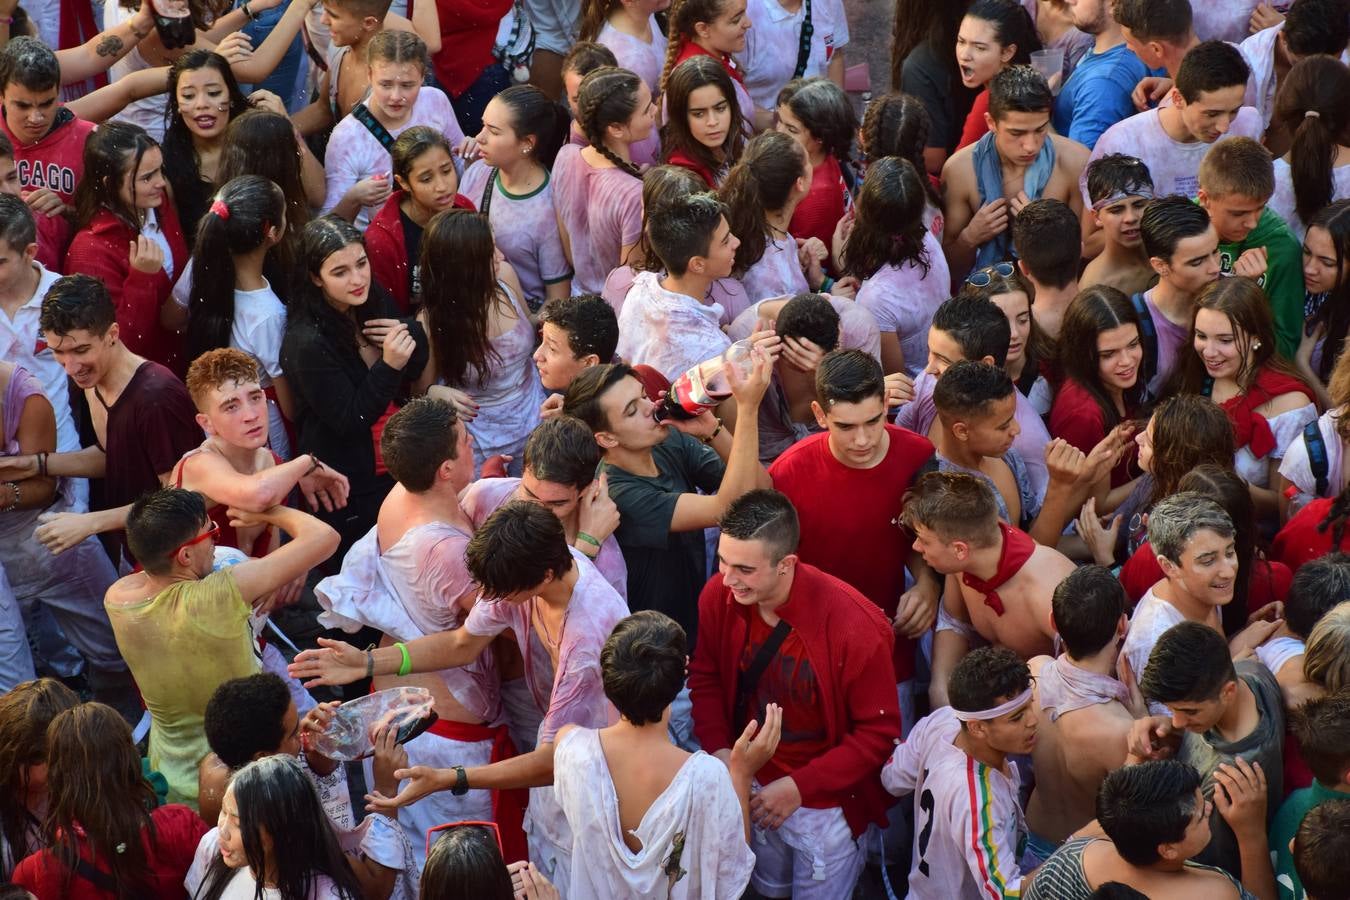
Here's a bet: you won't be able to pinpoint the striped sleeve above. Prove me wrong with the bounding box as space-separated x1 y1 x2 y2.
957 758 1024 900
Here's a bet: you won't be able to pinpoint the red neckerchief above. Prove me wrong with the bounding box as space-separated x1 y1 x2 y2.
1217 367 1316 458
961 522 1035 616
675 40 746 84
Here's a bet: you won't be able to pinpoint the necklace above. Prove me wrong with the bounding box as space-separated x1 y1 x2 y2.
531 596 565 650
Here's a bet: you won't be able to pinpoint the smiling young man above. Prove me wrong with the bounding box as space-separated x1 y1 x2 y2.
1081 155 1157 295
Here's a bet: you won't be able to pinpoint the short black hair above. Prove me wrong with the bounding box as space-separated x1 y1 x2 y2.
1294 799 1350 900
465 501 574 597
601 611 687 726
647 192 727 276
1097 760 1203 866
1112 0 1192 43
1140 621 1237 704
948 646 1030 716
933 360 1015 422
380 397 461 493
1013 199 1081 289
1089 884 1150 900
1086 154 1154 206
203 674 292 769
39 274 117 338
1291 689 1350 787
538 294 619 363
523 416 602 491
719 489 800 562
562 362 639 434
1175 41 1250 102
1052 565 1127 659
775 293 841 354
1288 553 1350 640
814 348 885 409
931 295 1012 367
0 36 59 93
125 488 208 575
0 195 35 252
1140 195 1212 261
988 65 1052 120
1284 0 1350 58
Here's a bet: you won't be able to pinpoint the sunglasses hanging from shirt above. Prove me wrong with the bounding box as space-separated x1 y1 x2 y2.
793 0 814 80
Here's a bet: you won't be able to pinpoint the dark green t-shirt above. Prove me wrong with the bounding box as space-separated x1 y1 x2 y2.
1217 207 1304 358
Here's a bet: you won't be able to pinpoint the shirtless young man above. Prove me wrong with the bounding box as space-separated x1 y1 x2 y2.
902 470 1076 706
942 65 1089 279
1080 155 1157 296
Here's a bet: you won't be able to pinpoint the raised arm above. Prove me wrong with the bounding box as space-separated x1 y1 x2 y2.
225 504 339 604
66 65 171 123
55 2 154 84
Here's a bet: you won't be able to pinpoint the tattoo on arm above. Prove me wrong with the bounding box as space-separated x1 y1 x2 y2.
96 34 125 57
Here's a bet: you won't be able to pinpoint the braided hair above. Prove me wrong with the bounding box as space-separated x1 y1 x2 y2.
860 91 940 207
660 0 730 94
576 66 645 179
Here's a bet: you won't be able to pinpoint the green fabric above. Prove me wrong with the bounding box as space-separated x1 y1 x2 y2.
141 758 169 807
1216 207 1304 359
1270 779 1350 899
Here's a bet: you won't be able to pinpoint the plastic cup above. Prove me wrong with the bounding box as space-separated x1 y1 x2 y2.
1030 48 1066 95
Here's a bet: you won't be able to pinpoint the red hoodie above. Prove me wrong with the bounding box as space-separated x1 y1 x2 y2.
1 107 94 272
366 189 474 315
689 563 902 836
65 204 188 375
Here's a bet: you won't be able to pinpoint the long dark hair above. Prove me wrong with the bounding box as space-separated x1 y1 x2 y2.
576 66 645 178
1308 200 1350 382
0 679 78 878
963 0 1041 68
777 77 857 164
1177 464 1257 633
187 175 287 363
636 165 709 271
661 55 746 180
859 92 941 206
160 51 250 228
419 826 513 900
217 109 312 272
420 209 506 387
1144 394 1236 508
289 216 377 354
843 156 930 280
1272 55 1350 227
494 84 570 169
892 0 970 88
1058 285 1147 431
391 125 456 192
194 756 361 900
44 703 157 899
719 130 807 274
73 122 159 230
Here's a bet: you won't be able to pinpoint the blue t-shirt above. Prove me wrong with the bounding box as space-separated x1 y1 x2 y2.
1052 42 1154 149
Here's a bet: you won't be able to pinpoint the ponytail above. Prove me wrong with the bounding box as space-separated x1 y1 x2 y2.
578 0 618 43
496 84 571 168
718 131 806 273
1273 55 1350 225
576 66 644 179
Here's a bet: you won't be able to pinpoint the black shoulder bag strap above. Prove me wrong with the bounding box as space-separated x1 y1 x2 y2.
1304 419 1330 496
352 102 396 150
480 167 498 216
792 0 814 80
73 856 121 893
1129 291 1159 401
734 619 792 727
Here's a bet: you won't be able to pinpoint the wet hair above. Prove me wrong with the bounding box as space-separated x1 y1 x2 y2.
1085 154 1154 206
635 165 709 271
901 471 1002 547
719 488 800 562
563 362 639 433
0 36 58 93
775 293 841 354
0 193 35 251
1291 689 1350 787
1057 285 1146 434
1141 620 1237 704
963 0 1041 66
185 347 263 410
891 0 968 89
947 646 1031 716
1147 490 1234 565
1053 566 1127 659
1288 553 1350 640
859 92 941 207
195 756 362 900
126 488 209 575
1140 195 1212 262
719 131 808 274
576 66 645 178
661 0 737 92
522 415 602 490
1143 395 1236 507
72 121 159 231
186 175 287 364
1097 760 1203 866
39 274 117 338
420 825 513 899
324 0 394 20
391 125 455 186
1273 57 1350 227
466 501 574 596
288 215 380 354
491 84 570 169
0 679 79 872
1177 465 1256 634
161 51 250 223
217 110 311 275
777 77 858 164
1198 136 1274 200
561 41 618 84
203 674 292 769
538 293 619 363
843 157 933 281
1305 602 1350 692
1310 202 1350 386
381 396 462 492
647 191 728 276
815 348 885 409
1111 0 1192 44
1175 40 1249 102
931 294 1012 367
1294 799 1350 899
988 65 1052 119
1282 0 1350 58
661 56 747 181
602 611 689 726
1012 199 1081 289
419 209 506 388
365 28 428 72
933 360 1016 424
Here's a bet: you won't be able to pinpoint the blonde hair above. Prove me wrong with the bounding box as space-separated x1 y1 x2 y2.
1305 601 1350 692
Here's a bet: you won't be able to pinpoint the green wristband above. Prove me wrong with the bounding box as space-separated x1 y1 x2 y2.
576 531 602 549
395 641 412 677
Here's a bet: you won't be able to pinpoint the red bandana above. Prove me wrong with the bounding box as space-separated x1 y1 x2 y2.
961 523 1036 616
1218 367 1316 458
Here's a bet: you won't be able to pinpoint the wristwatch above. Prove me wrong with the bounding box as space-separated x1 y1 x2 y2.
450 765 469 796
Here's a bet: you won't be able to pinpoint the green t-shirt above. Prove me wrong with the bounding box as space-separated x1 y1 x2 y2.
1217 207 1304 359
1271 779 1350 899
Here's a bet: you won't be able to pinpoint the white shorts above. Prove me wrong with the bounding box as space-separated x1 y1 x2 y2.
749 797 864 899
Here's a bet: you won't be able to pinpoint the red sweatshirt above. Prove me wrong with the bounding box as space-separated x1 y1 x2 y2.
689 563 902 836
366 190 473 315
1 107 94 272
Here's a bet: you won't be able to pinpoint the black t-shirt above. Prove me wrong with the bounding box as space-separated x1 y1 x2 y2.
901 40 977 154
399 207 424 301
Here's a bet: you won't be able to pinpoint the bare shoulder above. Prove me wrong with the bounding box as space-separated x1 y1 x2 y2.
1258 390 1315 419
941 146 976 191
1029 543 1076 578
1051 134 1091 168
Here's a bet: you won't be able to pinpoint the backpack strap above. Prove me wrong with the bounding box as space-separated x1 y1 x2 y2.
1130 291 1159 402
734 620 792 728
351 102 396 150
1304 419 1330 496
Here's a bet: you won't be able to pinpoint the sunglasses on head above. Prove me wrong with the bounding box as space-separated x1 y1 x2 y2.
965 261 1016 288
425 820 502 860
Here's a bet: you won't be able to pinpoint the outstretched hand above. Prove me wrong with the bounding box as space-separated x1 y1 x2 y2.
365 764 451 814
729 703 783 779
289 637 369 688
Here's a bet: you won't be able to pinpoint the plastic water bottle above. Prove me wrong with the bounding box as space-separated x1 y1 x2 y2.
307 687 436 761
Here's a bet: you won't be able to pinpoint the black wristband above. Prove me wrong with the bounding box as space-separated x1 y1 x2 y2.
451 765 469 796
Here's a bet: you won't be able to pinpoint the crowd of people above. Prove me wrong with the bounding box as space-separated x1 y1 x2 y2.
4 0 1350 895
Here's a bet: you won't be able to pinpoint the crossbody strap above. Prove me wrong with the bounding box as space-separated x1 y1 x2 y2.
734 619 792 727
480 167 498 216
351 102 396 150
792 0 814 80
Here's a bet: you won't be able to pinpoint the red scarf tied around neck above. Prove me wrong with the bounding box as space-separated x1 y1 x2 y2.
961 522 1036 616
1217 368 1316 459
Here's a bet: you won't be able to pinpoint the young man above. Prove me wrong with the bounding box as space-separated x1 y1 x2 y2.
461 414 627 599
1292 799 1350 900
1197 137 1303 357
533 293 619 416
617 191 741 382
1253 554 1350 706
1132 621 1283 889
1121 492 1237 681
942 66 1089 278
554 610 780 898
1138 197 1222 397
1012 199 1084 339
1271 690 1350 900
1238 0 1350 135
563 355 772 646
1054 0 1158 148
902 471 1076 705
313 396 509 866
688 489 902 898
106 487 339 804
1081 155 1157 294
292 501 629 889
1115 0 1198 86
1025 566 1137 860
882 647 1038 900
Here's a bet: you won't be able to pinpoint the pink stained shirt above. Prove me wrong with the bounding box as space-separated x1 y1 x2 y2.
459 161 573 305
615 270 732 382
855 231 951 379
739 232 810 304
551 144 646 294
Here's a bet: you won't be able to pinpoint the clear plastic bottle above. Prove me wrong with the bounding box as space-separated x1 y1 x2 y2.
307 687 436 761
149 0 195 51
654 340 754 422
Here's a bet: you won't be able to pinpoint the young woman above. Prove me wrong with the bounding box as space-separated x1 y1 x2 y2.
419 825 553 899
186 755 363 900
414 209 544 475
661 55 748 187
845 156 949 378
1268 56 1350 240
366 126 474 313
858 91 944 238
660 0 755 124
1164 276 1318 515
0 678 78 879
776 76 856 265
891 0 976 175
561 42 659 164
11 702 209 898
1050 285 1146 489
460 85 574 309
551 66 655 294
579 0 669 94
65 122 189 375
186 176 294 457
953 0 1040 150
739 0 849 129
280 216 428 561
1294 200 1350 407
322 31 466 227
959 262 1055 414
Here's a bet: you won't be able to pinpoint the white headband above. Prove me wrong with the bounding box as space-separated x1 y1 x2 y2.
951 687 1034 722
1091 186 1155 211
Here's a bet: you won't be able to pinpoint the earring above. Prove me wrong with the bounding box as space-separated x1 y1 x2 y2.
523 147 531 154
1253 341 1261 349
